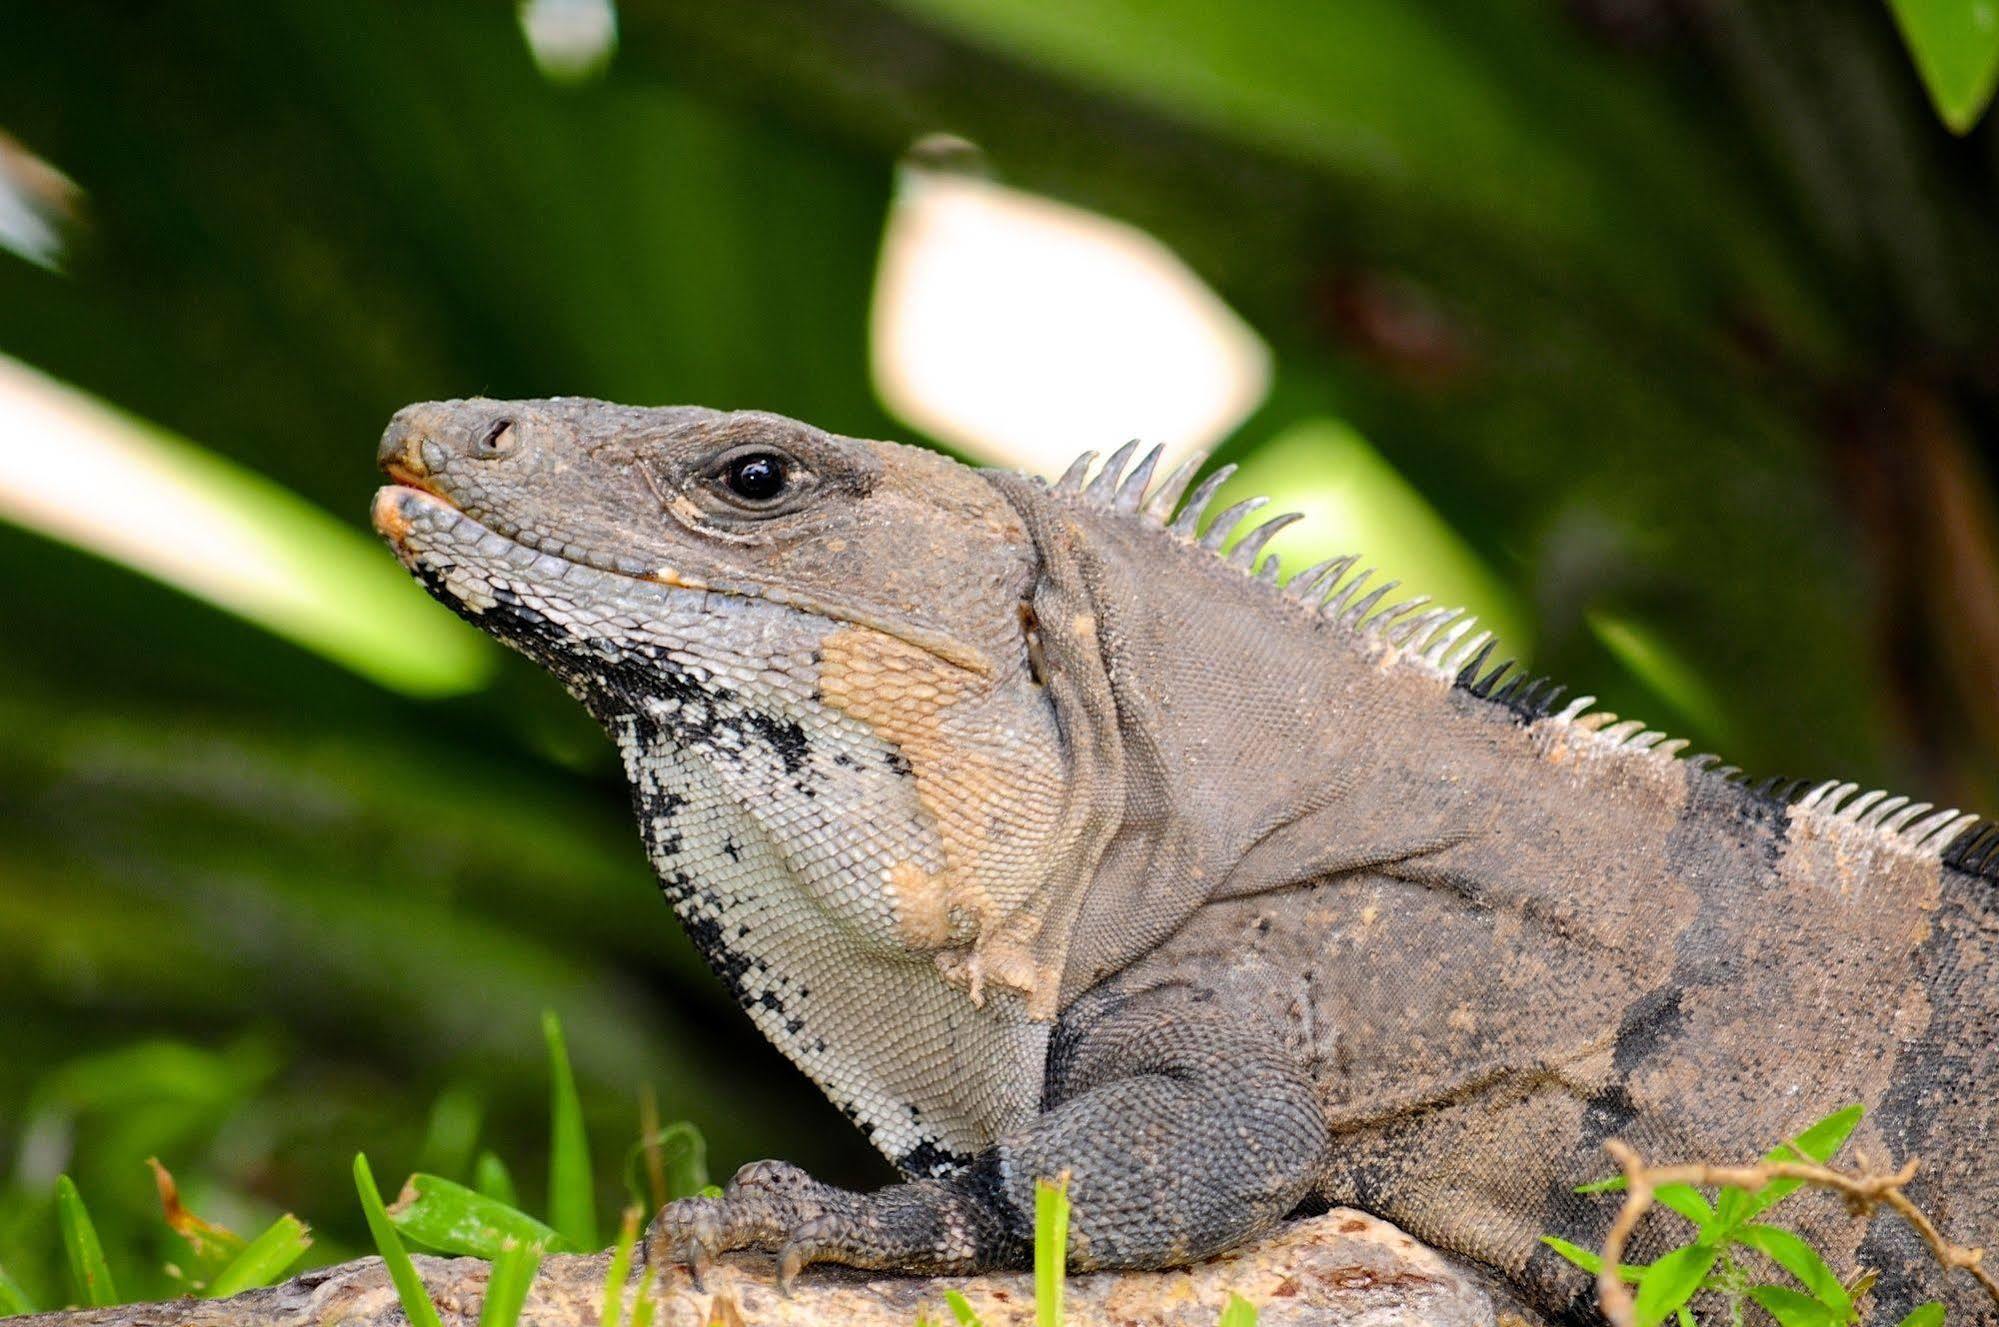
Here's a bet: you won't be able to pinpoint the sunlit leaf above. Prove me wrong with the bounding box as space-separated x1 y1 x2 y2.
204 1215 311 1298
1887 0 1999 133
388 1174 567 1259
0 355 494 698
1896 1302 1946 1327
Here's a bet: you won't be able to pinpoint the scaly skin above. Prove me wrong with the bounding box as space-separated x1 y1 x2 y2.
372 398 1996 1319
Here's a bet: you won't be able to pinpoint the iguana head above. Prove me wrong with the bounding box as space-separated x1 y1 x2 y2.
372 397 1078 1006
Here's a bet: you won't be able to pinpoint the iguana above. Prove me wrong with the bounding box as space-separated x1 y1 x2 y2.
372 397 1997 1321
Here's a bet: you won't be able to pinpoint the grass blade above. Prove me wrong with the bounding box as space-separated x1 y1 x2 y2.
55 1175 118 1307
1218 1292 1259 1326
622 1123 708 1211
544 1011 598 1250
353 1153 445 1327
478 1240 544 1327
942 1289 984 1325
0 1264 36 1316
205 1215 312 1297
601 1208 641 1327
626 1266 658 1327
1896 1303 1946 1327
389 1174 568 1259
1033 1175 1070 1327
475 1151 520 1208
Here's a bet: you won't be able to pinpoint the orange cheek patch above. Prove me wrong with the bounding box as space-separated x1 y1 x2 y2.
817 626 1067 978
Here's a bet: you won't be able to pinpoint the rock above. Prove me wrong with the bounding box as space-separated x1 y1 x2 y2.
9 1210 1498 1327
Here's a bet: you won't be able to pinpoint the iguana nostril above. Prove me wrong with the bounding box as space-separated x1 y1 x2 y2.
477 418 517 457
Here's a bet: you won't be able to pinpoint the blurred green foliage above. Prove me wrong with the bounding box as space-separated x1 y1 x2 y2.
1 0 1996 1308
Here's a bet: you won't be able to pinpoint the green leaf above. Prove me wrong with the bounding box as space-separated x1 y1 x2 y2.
205 1215 312 1297
1653 1183 1716 1232
1632 1243 1718 1327
1732 1225 1851 1317
621 1123 708 1211
478 1239 544 1327
1539 1235 1646 1282
1218 1292 1259 1326
1717 1105 1864 1231
1575 1175 1627 1195
1034 1175 1070 1327
388 1174 568 1260
417 1087 486 1184
1588 612 1733 747
601 1208 641 1327
943 1289 984 1326
1895 1302 1947 1327
475 1152 521 1209
0 1264 36 1317
625 1267 659 1327
1748 1284 1845 1327
1790 1106 1866 1166
543 1011 598 1250
353 1153 445 1327
1887 0 1999 133
55 1175 118 1308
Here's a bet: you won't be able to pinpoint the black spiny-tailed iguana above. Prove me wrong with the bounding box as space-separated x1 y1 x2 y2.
372 398 1997 1321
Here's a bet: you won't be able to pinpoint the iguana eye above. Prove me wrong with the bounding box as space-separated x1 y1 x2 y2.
725 453 788 503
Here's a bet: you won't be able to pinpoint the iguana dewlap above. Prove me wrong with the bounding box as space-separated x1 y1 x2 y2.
372 398 1997 1320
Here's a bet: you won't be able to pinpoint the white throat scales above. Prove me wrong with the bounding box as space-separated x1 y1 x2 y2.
598 590 1047 1175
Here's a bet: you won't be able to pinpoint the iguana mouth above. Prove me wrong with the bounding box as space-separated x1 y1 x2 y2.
371 482 995 676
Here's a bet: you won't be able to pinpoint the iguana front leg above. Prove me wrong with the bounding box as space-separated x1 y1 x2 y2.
645 985 1329 1283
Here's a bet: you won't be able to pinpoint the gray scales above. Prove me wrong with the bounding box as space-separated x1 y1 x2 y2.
371 399 1997 1323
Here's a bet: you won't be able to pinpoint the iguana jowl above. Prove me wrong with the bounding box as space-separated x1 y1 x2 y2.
372 398 1997 1319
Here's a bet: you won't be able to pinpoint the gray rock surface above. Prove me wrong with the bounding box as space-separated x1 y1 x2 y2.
10 1210 1502 1327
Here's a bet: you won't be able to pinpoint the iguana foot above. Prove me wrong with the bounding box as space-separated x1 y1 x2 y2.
643 1159 1017 1291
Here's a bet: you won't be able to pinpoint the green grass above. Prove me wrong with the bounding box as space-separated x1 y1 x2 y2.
204 1216 312 1298
543 1012 599 1252
54 1177 117 1308
353 1154 446 1327
5 1017 1267 1327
